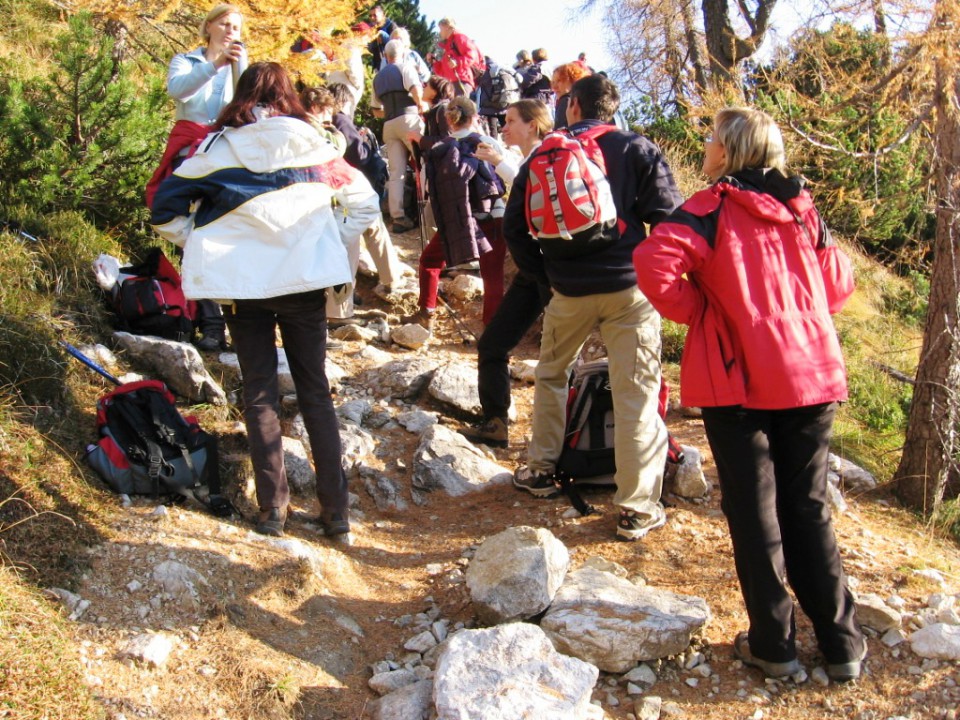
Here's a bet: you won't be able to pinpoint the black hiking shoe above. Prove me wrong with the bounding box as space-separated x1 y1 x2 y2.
826 639 868 682
513 466 560 497
733 631 801 678
319 511 351 537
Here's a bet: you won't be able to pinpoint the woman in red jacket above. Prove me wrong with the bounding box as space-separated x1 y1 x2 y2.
634 107 866 683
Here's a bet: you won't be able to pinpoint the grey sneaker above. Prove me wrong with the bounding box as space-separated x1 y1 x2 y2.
512 466 559 497
733 632 801 678
616 504 667 541
826 639 867 682
460 417 508 448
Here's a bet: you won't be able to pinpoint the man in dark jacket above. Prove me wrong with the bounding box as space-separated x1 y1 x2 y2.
520 48 554 107
504 73 682 541
366 5 395 70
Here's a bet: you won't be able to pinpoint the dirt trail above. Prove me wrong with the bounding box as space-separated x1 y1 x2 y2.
64 229 960 720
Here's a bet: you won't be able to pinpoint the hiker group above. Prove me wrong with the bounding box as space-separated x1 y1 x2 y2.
131 2 867 686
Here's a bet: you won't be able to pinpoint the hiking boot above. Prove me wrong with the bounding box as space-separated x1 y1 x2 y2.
733 632 801 678
400 307 434 331
460 417 509 449
512 466 560 498
328 317 363 329
826 639 868 682
195 334 224 352
616 504 667 541
255 506 287 537
319 511 351 539
391 216 416 233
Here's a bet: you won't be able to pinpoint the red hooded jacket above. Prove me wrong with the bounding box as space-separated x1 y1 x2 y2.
634 169 854 410
433 31 484 88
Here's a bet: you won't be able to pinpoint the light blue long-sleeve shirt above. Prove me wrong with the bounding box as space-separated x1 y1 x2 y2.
167 47 248 124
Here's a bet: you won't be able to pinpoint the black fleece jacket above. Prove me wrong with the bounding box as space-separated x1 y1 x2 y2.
503 120 682 297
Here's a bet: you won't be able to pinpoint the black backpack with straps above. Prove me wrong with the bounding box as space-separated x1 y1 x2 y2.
85 380 233 517
555 359 686 516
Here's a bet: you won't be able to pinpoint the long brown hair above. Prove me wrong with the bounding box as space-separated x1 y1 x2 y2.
216 62 309 128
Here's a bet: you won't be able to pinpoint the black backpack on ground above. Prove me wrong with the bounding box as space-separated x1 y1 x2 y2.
85 379 233 517
555 359 685 515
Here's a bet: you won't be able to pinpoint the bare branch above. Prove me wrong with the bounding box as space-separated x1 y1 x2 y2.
785 103 933 158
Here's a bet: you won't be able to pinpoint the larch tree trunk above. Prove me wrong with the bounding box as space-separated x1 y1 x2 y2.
893 0 960 516
701 0 777 82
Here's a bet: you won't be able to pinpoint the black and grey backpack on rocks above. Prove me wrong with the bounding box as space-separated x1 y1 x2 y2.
555 359 685 515
85 379 233 517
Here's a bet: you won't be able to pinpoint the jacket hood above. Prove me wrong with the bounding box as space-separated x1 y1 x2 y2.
718 168 813 224
216 116 337 173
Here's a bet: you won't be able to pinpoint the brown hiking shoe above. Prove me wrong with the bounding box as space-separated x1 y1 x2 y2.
400 307 434 331
255 506 287 537
459 416 509 448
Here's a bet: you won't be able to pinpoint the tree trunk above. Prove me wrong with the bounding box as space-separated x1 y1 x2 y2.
893 1 960 515
872 0 891 68
682 0 709 94
701 0 777 83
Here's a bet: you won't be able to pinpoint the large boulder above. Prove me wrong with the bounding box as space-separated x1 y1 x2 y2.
541 567 711 673
466 526 570 624
433 624 598 720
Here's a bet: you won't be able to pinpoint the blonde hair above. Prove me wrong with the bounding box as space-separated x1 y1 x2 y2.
438 17 456 30
200 4 242 42
445 96 477 129
391 26 411 46
713 107 786 176
507 99 553 138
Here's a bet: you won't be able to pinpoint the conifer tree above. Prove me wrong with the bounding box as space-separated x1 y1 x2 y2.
0 12 168 229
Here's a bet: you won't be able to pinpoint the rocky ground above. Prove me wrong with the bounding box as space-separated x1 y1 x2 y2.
45 229 960 720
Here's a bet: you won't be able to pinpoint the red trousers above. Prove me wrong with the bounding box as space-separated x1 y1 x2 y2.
418 217 505 325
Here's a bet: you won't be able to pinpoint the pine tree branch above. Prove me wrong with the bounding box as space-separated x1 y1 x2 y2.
786 103 933 159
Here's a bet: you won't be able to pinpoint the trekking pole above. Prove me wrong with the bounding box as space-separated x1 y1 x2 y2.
59 340 122 385
410 146 428 251
437 293 479 345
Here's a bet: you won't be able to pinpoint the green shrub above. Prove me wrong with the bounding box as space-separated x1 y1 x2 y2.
661 319 687 364
0 210 117 406
0 12 168 248
881 269 930 327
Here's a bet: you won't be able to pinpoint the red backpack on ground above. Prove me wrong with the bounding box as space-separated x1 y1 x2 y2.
525 125 619 258
85 379 232 516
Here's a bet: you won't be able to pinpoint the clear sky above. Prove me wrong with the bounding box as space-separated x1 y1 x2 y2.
414 0 613 74
412 1 825 80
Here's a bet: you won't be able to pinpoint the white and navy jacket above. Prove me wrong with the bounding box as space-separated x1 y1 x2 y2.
150 116 380 302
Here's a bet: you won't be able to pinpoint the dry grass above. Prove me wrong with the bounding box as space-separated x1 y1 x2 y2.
0 565 104 720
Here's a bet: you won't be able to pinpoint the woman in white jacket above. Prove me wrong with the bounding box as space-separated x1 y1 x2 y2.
151 62 380 539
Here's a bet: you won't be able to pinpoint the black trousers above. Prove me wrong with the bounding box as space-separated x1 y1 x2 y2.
476 274 548 420
224 290 347 515
701 403 862 665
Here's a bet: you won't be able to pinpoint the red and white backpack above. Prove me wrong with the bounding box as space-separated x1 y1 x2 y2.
525 125 619 258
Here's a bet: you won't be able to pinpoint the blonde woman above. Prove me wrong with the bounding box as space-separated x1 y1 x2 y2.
147 4 248 207
635 107 865 682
